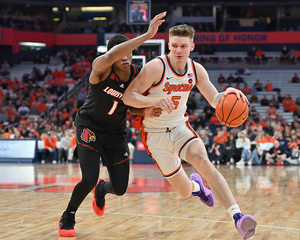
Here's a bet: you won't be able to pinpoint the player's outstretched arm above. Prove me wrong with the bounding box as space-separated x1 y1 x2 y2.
92 12 166 75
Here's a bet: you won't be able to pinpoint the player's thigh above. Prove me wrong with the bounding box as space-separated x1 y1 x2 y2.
185 139 211 166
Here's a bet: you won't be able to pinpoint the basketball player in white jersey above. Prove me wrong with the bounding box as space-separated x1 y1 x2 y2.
123 24 257 239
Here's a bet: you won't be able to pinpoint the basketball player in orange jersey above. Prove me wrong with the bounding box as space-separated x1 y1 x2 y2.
123 24 257 239
58 12 166 237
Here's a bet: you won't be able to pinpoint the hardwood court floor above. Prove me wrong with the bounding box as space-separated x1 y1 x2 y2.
1 163 300 240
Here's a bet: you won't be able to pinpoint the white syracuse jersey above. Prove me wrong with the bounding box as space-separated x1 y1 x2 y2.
142 54 198 128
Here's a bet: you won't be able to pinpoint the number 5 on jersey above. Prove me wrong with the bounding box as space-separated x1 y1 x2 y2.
171 96 181 110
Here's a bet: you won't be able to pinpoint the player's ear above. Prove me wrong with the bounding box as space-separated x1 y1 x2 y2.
168 42 171 51
190 43 195 51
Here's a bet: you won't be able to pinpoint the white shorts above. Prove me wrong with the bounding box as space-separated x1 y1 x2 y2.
141 121 201 177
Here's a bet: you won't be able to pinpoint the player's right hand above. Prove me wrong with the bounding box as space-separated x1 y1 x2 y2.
146 12 166 39
153 97 174 114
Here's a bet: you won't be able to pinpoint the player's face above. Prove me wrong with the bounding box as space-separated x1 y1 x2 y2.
114 52 132 71
168 36 195 63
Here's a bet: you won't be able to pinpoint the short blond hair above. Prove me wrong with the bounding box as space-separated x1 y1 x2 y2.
169 24 195 41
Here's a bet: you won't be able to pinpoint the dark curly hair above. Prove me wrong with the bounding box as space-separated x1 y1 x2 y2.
107 34 130 51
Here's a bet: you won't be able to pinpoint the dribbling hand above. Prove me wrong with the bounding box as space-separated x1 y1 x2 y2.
224 87 249 105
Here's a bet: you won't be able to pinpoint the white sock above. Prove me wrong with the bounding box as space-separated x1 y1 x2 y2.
192 180 200 193
227 204 241 220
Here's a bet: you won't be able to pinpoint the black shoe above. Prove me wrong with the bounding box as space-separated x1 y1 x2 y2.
92 179 106 216
58 211 76 237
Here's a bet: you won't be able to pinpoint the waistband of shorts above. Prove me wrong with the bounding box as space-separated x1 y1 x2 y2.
143 126 176 133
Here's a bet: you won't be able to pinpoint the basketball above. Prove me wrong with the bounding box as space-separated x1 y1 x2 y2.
215 93 249 127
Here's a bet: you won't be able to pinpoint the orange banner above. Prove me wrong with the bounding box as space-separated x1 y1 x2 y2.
125 32 300 44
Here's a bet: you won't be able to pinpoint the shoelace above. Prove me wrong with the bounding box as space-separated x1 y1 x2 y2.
198 190 209 201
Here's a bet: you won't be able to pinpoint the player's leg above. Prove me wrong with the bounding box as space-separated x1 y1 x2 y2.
59 148 100 237
92 132 130 216
185 140 257 239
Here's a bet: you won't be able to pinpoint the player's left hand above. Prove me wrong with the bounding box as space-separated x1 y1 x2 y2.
224 87 249 105
144 107 162 117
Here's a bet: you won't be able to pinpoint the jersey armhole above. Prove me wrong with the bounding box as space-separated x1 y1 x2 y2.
152 57 166 87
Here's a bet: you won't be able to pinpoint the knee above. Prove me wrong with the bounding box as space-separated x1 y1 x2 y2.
178 190 191 198
81 177 98 191
112 184 128 196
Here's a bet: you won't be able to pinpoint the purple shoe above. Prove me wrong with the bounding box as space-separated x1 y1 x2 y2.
189 173 216 207
234 213 257 240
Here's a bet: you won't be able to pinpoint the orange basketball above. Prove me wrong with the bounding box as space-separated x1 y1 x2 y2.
215 93 249 127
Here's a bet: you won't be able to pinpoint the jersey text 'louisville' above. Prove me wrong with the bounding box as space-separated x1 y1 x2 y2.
78 64 141 130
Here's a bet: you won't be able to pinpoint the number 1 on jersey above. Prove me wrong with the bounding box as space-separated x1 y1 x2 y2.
108 100 118 115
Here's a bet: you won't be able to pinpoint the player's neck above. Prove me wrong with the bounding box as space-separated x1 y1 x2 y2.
167 54 186 75
113 67 131 83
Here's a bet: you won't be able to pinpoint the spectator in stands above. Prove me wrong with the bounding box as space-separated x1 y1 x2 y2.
290 116 300 130
282 94 297 112
249 106 258 118
213 129 228 145
59 130 71 162
266 103 277 116
208 141 223 165
67 129 76 162
42 131 58 164
264 80 273 92
240 83 250 95
226 73 235 83
274 130 290 157
291 73 299 83
199 127 213 150
2 60 10 70
260 95 269 106
29 102 41 116
289 143 300 164
235 73 244 84
223 133 237 165
217 73 225 85
235 130 251 166
18 102 30 117
293 105 300 118
253 79 263 91
250 92 259 103
0 107 9 123
256 48 267 63
34 54 41 64
12 129 24 139
1 128 10 138
269 95 280 109
245 46 256 64
277 92 285 103
279 45 290 63
265 140 287 166
236 65 251 75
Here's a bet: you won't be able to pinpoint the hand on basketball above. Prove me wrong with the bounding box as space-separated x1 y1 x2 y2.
224 87 249 105
153 97 174 114
144 107 163 118
146 12 166 39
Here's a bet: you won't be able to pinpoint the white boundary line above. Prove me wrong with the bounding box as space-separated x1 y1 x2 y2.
1 206 300 232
